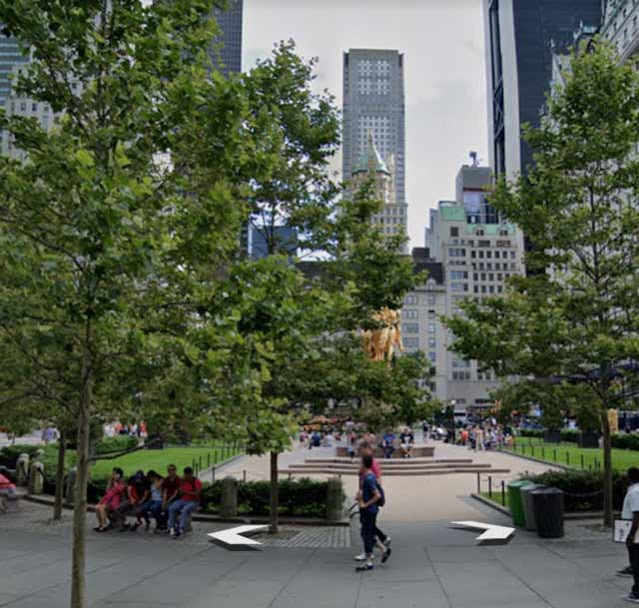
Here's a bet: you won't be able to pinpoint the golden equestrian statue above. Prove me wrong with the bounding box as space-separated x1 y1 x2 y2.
362 307 404 362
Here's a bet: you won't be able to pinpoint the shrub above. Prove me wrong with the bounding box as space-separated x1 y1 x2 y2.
611 433 639 451
559 429 580 443
519 429 543 438
0 444 43 467
95 435 139 455
523 469 626 512
201 477 338 518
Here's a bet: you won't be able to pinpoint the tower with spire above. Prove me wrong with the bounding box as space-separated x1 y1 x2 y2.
349 131 408 249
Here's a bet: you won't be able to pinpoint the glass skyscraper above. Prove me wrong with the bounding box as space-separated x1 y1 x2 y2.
211 0 243 76
342 49 406 205
0 33 28 109
483 0 601 177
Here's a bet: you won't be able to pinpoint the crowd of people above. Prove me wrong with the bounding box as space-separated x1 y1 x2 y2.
94 464 202 539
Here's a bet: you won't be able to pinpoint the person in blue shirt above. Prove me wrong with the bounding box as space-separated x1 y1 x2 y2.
382 430 396 459
356 454 386 572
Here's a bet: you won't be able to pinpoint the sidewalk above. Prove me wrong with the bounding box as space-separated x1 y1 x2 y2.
0 500 630 608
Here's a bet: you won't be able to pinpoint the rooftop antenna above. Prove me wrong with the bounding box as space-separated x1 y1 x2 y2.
469 150 479 167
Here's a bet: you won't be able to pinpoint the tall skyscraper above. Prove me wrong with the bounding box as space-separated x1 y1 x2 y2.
342 49 406 205
0 33 28 149
483 0 602 177
211 0 243 77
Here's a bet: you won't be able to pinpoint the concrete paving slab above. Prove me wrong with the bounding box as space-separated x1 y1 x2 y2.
355 580 449 608
185 579 288 608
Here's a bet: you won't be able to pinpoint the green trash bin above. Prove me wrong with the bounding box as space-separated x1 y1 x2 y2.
508 480 533 527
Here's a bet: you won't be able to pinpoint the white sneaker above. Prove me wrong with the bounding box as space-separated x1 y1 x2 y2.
168 528 175 536
354 552 367 561
383 535 391 547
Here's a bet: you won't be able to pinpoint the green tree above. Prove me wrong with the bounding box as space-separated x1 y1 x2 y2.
0 2 245 606
444 41 639 526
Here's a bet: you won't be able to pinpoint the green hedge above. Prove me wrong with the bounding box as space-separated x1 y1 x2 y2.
560 429 580 443
519 429 544 438
524 469 626 512
95 435 139 455
611 433 639 451
202 478 336 518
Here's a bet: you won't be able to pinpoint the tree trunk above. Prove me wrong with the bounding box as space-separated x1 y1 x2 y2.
53 430 66 521
269 451 278 535
71 345 93 608
601 408 613 528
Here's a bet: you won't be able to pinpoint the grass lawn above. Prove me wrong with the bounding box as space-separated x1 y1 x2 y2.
504 438 639 473
89 445 242 480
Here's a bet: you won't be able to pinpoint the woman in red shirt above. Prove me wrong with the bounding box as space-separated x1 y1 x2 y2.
94 467 125 532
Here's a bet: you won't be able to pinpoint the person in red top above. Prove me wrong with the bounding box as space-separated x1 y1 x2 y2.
167 467 202 538
94 468 125 532
0 472 17 499
354 443 391 563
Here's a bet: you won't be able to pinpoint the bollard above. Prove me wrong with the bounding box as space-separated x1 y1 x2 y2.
581 454 584 469
211 467 215 482
476 472 480 494
199 456 202 471
553 448 557 462
243 469 246 483
488 476 493 498
326 476 344 523
207 452 211 468
220 476 238 518
28 461 44 495
501 480 506 506
16 453 29 486
65 468 77 503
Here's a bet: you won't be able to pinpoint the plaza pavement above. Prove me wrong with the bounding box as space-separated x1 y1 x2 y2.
0 443 633 608
214 439 559 522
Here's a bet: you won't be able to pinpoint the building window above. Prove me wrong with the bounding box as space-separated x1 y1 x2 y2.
404 337 419 348
427 294 436 305
428 309 436 319
452 358 470 368
450 227 459 237
452 371 471 381
428 351 436 362
428 337 436 347
402 323 419 334
404 294 418 305
402 309 418 319
428 323 436 333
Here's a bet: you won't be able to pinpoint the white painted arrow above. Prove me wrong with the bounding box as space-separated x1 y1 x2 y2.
207 525 269 550
450 520 515 545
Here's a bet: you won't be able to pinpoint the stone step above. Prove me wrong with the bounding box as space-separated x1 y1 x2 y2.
279 467 511 477
289 462 492 472
303 457 473 465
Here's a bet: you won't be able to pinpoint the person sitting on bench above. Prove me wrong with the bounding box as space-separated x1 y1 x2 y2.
0 473 17 499
167 467 202 538
382 430 396 459
399 427 415 458
95 468 125 532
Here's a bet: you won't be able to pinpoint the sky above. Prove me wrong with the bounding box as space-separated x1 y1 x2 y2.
243 0 489 250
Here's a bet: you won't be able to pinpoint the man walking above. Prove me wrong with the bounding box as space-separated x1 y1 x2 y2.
622 467 639 603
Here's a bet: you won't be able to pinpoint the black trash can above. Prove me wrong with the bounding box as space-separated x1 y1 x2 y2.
532 487 564 538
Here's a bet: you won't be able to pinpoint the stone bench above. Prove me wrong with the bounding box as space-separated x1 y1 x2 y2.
336 445 434 459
